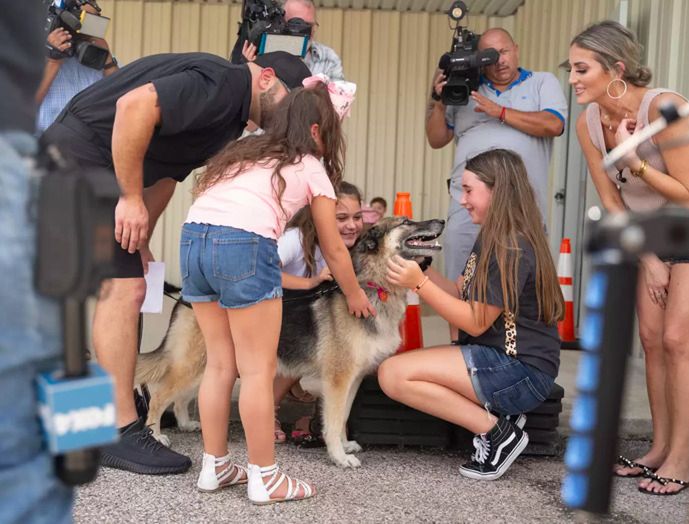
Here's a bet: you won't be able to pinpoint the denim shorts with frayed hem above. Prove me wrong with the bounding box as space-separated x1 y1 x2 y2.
180 223 282 309
458 343 555 416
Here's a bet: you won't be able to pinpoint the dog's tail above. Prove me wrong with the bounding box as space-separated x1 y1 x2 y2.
135 348 169 385
134 301 193 385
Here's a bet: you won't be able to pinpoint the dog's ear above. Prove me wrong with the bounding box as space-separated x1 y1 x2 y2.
358 226 385 253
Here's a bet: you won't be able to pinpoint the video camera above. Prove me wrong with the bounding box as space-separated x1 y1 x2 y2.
438 1 499 105
241 0 312 58
45 0 111 70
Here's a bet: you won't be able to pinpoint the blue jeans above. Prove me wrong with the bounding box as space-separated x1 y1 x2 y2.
0 132 73 524
460 344 554 416
181 223 282 308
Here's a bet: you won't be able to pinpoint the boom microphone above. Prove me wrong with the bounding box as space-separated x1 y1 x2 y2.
603 101 689 168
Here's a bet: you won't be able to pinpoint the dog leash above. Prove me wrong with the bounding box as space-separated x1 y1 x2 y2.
164 281 341 307
163 282 192 309
282 281 341 304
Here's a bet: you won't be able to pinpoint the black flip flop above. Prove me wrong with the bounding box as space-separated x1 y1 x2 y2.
614 455 656 478
638 473 689 496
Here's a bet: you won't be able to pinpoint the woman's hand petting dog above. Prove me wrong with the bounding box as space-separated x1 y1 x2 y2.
386 255 424 290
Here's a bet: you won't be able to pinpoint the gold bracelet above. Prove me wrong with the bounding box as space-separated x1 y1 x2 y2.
631 159 648 178
414 276 429 293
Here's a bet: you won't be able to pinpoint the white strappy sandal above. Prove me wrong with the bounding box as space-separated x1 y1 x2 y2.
197 452 248 492
247 463 316 505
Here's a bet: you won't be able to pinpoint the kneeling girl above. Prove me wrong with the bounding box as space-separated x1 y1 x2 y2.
379 148 563 481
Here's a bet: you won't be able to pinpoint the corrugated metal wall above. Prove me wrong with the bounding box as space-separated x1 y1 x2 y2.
98 0 687 285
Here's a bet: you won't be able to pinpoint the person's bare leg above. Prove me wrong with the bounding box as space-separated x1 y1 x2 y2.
272 375 296 442
273 375 298 406
642 264 689 494
378 345 495 434
230 298 313 499
618 273 669 477
93 277 146 427
194 301 237 458
231 299 281 465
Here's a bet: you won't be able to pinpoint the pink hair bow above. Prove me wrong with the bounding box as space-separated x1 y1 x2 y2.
302 73 357 120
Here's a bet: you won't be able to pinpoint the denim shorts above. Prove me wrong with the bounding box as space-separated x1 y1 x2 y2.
180 223 282 309
459 344 554 415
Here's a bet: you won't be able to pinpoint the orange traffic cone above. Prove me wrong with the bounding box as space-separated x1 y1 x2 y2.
557 238 578 349
393 192 424 353
394 192 412 219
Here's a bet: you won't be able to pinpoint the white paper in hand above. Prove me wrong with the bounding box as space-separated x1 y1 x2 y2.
141 261 165 313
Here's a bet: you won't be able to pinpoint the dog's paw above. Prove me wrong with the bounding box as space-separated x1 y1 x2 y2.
178 421 201 432
154 433 171 447
332 453 361 469
343 440 362 453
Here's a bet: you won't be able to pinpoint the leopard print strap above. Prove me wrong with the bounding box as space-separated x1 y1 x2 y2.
462 252 517 357
503 311 517 357
460 253 477 301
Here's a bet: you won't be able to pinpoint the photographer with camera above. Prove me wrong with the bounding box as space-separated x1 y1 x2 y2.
0 1 74 522
41 50 311 476
36 0 117 135
236 0 344 81
427 26 567 290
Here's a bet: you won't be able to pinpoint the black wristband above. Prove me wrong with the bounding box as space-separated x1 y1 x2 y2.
103 56 118 70
431 91 441 102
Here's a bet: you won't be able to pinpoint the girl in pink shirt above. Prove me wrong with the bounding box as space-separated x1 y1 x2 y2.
182 83 374 504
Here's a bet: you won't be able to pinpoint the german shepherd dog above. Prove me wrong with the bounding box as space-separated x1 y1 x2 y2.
135 217 445 468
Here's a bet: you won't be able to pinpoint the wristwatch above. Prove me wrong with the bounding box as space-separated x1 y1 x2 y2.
431 91 442 102
103 56 118 70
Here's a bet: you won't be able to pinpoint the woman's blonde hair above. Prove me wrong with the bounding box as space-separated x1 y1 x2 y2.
465 149 564 325
570 20 652 87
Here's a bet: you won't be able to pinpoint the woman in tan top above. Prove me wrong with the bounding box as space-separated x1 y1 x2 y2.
568 20 689 495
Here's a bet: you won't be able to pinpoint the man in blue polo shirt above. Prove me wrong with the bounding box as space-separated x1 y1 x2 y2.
426 27 567 284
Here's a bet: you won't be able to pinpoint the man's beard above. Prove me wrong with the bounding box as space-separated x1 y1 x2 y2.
258 83 281 130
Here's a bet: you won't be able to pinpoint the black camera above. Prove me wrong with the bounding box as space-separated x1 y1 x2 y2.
243 0 312 57
438 1 498 105
45 0 111 70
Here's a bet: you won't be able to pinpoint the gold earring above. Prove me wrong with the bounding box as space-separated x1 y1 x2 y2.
606 78 628 100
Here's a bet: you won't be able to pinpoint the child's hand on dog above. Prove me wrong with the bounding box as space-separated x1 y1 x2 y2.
346 288 377 318
315 266 333 285
386 255 424 289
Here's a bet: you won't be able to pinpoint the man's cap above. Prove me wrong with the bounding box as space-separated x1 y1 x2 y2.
254 51 311 90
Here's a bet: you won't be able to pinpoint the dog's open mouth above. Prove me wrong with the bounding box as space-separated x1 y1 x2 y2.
400 219 445 257
404 233 442 251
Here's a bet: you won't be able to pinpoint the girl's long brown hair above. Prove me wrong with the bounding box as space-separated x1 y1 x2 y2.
194 84 345 214
466 149 564 325
290 181 362 277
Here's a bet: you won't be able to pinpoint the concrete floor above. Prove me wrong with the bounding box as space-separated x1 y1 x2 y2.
74 429 686 524
71 313 683 523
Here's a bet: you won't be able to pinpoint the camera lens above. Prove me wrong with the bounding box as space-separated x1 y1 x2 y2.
442 75 470 105
446 85 469 105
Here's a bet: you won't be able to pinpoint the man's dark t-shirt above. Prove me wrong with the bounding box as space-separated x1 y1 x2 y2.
55 52 251 187
457 237 561 377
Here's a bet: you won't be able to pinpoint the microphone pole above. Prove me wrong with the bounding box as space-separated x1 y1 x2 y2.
603 102 689 168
